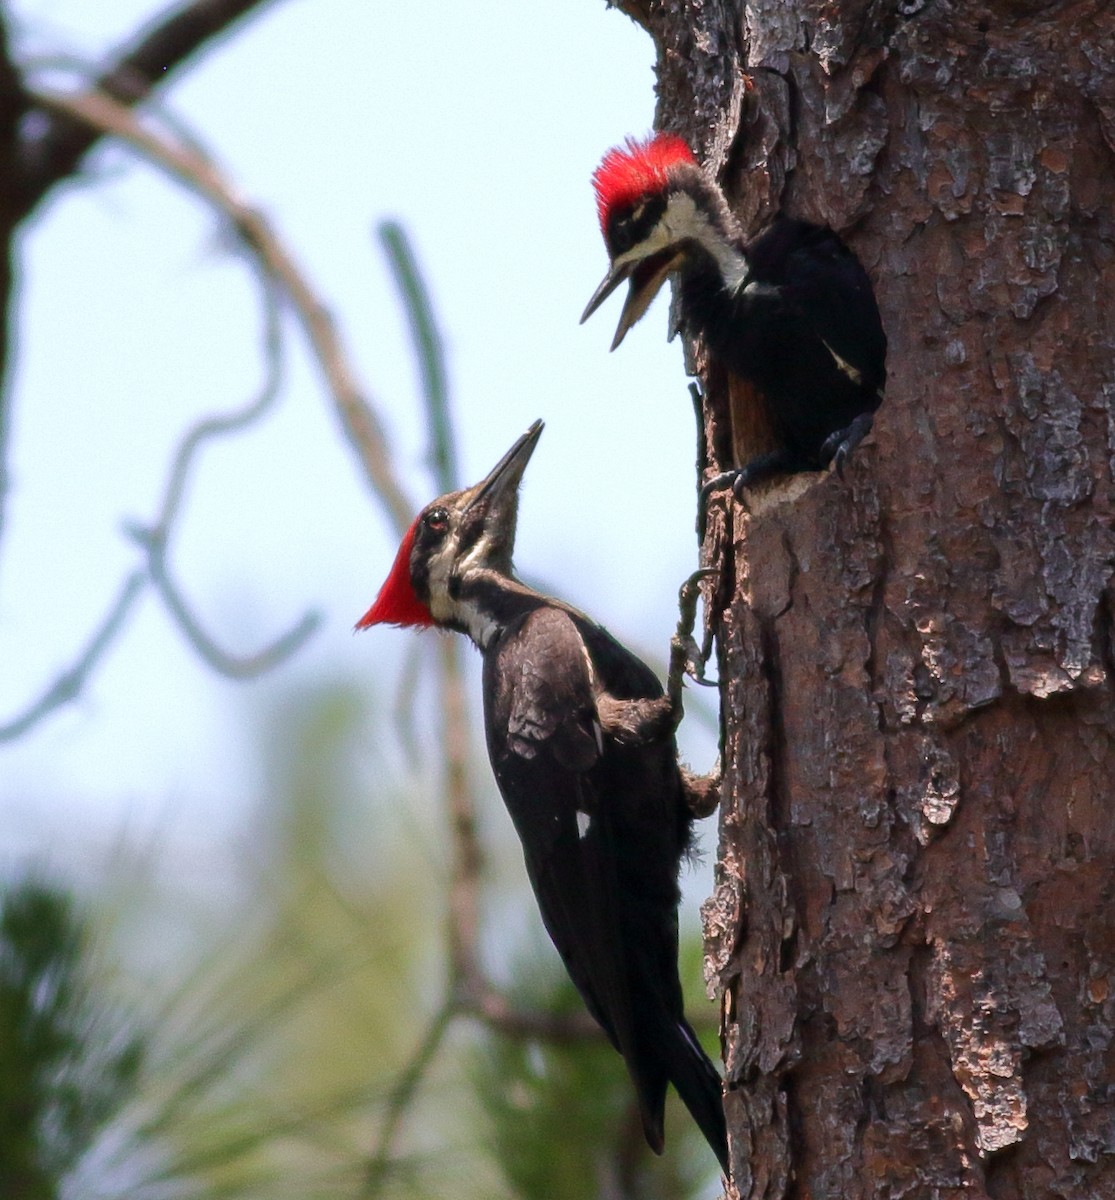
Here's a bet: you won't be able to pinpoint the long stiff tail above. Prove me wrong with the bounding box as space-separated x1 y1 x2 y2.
664 1017 729 1175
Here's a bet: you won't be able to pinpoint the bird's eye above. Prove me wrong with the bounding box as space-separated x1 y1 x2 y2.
424 506 450 534
611 202 648 255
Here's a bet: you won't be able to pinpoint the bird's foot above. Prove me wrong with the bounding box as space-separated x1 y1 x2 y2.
680 760 722 818
819 412 874 478
667 568 719 726
697 450 804 536
697 469 740 539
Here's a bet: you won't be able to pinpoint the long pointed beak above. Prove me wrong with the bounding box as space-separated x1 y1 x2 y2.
581 251 685 351
580 262 632 326
465 419 544 514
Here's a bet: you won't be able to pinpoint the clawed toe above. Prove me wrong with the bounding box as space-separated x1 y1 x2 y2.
819 412 874 478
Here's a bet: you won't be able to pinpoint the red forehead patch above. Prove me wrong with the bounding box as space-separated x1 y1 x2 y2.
591 133 697 232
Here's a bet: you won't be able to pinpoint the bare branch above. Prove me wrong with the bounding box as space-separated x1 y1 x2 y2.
155 263 284 533
0 15 28 578
122 262 320 678
381 215 485 991
387 228 487 992
389 638 425 768
377 221 457 493
437 636 483 985
21 0 280 203
136 526 321 679
0 572 146 742
28 84 416 538
459 984 603 1042
360 999 454 1197
2 157 312 734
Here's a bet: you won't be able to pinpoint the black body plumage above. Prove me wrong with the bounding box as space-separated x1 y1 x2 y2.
583 137 887 492
480 598 727 1170
359 422 728 1173
680 216 887 478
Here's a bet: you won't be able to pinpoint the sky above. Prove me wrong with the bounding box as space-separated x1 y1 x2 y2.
0 2 717 895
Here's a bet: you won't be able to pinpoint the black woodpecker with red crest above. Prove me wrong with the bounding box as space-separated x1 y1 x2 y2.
356 421 728 1174
581 133 887 502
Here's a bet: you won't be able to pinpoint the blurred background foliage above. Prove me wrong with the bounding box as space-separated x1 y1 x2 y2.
0 4 721 1196
2 681 720 1199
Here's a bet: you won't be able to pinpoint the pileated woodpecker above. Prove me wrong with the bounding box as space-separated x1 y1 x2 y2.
581 132 887 498
356 421 728 1173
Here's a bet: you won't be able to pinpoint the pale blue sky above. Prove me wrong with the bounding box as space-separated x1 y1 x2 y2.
2 2 716 887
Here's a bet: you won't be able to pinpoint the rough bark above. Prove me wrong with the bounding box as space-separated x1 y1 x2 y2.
617 1 1115 1195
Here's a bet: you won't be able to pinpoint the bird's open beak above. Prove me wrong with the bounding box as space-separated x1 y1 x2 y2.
580 250 685 351
465 419 544 515
580 262 631 327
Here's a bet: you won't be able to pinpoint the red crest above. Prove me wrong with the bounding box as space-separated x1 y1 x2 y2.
591 133 697 232
355 519 435 630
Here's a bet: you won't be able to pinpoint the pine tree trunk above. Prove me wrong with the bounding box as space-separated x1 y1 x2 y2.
618 2 1115 1194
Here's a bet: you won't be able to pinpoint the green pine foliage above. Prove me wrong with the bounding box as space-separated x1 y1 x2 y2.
0 682 721 1199
0 878 144 1200
470 940 721 1200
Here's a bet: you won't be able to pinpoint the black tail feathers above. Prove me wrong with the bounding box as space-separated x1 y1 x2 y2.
665 1017 729 1175
625 1015 729 1173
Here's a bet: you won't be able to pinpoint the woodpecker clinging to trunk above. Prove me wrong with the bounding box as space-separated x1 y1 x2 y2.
581 132 887 503
356 421 728 1174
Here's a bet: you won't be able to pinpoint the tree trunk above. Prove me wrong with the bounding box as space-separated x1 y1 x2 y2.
619 2 1115 1195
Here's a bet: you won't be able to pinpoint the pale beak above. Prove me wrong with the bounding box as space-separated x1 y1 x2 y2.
580 250 686 351
465 419 544 515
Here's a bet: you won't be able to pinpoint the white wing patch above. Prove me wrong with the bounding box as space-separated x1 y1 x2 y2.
821 339 863 386
576 810 593 839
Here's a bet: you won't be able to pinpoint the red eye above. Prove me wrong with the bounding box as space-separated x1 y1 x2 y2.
424 506 449 534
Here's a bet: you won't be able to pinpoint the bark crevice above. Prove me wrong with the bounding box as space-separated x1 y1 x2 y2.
643 1 1115 1194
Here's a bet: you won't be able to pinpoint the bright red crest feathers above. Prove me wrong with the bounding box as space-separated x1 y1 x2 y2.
355 519 435 630
591 132 696 232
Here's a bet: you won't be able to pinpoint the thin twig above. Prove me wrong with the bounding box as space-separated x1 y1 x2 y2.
139 529 321 678
390 638 425 768
380 220 484 990
28 84 416 538
2 142 312 731
460 986 602 1042
154 270 282 529
377 221 457 493
437 636 482 984
124 266 319 678
360 998 454 1197
20 0 279 205
0 571 146 741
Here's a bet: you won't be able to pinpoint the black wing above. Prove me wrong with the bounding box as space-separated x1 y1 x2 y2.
482 604 728 1170
482 605 670 1143
714 218 884 465
775 219 887 395
747 218 886 388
